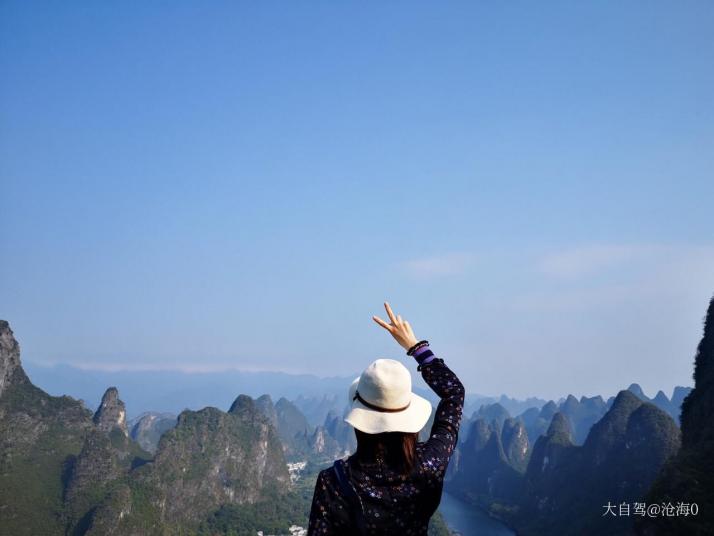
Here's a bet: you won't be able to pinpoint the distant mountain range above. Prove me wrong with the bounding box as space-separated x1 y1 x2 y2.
24 360 688 428
23 361 356 420
447 388 683 535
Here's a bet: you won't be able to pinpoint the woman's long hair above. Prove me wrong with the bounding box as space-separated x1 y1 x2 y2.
354 429 418 475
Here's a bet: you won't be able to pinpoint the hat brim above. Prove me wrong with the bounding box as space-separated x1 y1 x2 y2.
344 392 432 434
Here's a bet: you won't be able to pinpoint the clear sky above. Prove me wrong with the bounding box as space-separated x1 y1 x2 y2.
1 1 713 400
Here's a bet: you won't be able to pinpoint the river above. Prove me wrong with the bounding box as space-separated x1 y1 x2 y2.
438 492 515 536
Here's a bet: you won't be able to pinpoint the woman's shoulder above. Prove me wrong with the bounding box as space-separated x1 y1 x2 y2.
316 465 337 486
316 457 350 488
314 459 358 509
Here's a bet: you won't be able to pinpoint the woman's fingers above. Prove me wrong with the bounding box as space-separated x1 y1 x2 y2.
384 302 398 324
372 315 393 331
375 303 416 350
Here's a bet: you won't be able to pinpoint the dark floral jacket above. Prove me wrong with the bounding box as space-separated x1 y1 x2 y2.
308 358 465 535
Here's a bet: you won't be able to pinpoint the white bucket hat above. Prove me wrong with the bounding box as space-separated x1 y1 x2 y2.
344 359 432 434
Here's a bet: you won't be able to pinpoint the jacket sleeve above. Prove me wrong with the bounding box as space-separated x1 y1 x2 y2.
420 358 465 468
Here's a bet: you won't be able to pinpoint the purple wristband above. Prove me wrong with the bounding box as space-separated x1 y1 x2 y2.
412 345 436 365
412 345 430 357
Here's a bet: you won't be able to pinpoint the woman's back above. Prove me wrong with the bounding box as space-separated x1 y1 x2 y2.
309 356 465 535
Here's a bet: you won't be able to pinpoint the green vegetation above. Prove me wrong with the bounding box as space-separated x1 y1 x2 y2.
0 382 91 536
198 492 310 536
428 511 453 536
194 461 320 534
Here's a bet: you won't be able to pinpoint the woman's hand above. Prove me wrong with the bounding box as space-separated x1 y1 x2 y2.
372 302 419 351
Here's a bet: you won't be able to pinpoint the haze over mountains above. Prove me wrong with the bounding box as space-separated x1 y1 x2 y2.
24 360 689 425
23 362 355 421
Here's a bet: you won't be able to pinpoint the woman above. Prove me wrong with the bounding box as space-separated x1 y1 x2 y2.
308 302 465 535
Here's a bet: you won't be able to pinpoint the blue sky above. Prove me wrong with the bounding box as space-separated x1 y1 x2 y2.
1 1 713 399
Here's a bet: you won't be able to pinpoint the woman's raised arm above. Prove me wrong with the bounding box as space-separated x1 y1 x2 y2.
372 302 465 464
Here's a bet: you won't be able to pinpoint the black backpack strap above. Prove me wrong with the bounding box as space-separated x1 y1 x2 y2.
332 459 367 535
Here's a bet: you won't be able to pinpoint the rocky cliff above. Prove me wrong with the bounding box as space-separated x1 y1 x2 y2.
254 393 279 429
639 296 714 535
501 417 530 471
520 400 557 444
236 393 356 462
85 395 291 534
448 416 523 503
128 412 177 454
0 323 150 536
473 402 510 430
0 320 29 396
559 394 608 444
0 321 94 535
526 412 576 479
324 408 357 454
626 382 692 424
93 386 128 435
64 404 152 535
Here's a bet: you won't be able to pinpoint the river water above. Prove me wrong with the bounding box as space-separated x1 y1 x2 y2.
438 492 515 536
